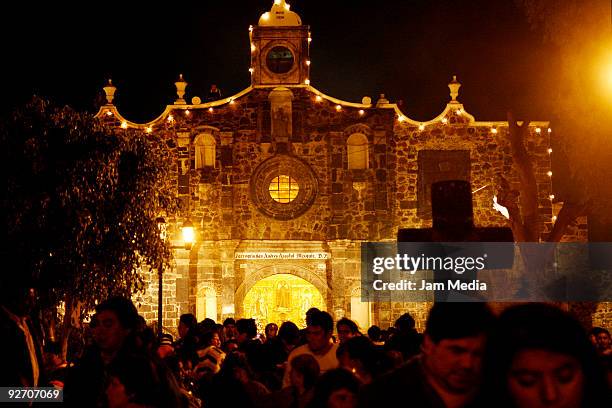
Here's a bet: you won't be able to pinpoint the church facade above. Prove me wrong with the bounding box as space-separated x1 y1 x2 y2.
96 1 561 332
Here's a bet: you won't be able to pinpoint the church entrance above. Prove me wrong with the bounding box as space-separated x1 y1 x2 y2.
243 273 324 330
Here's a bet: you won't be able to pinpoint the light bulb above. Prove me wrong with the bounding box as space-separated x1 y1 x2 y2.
358 109 364 115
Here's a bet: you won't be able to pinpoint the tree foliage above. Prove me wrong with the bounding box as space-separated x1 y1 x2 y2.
1 97 177 322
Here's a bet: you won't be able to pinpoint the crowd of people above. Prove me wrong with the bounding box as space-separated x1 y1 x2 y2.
2 295 612 407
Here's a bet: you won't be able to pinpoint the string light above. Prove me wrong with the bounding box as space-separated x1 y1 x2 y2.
249 25 253 32
145 126 152 134
249 67 254 74
335 105 342 111
456 109 463 115
209 107 214 113
358 109 365 115
315 95 322 102
106 110 113 116
167 114 174 122
548 148 553 154
418 124 425 131
120 121 128 129
304 79 310 85
185 109 190 116
251 44 256 52
552 215 557 222
229 99 235 105
548 128 552 133
398 115 406 122
306 60 311 66
535 127 542 134
491 128 498 134
547 171 553 177
441 117 448 124
549 194 555 200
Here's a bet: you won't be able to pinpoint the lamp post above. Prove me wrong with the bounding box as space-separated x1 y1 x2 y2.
156 217 195 339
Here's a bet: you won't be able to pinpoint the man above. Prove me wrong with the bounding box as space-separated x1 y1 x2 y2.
283 310 338 387
385 312 423 361
237 318 264 372
223 317 238 341
359 303 495 408
337 317 360 344
590 327 612 356
175 313 198 363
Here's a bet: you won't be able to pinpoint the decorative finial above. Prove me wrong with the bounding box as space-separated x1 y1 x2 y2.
376 93 389 107
174 74 188 105
103 79 116 105
448 75 461 102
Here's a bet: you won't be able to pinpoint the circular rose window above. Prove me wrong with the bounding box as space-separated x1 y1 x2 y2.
266 46 294 74
269 175 299 203
250 155 318 220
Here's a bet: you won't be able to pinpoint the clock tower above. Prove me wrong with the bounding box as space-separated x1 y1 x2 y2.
250 0 310 86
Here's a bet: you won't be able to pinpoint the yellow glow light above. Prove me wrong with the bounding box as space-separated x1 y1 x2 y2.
304 79 310 85
249 67 254 74
552 215 557 222
398 115 405 122
145 126 152 134
120 121 127 129
262 12 270 20
229 99 235 105
547 171 553 177
306 60 311 66
284 3 290 10
548 128 552 133
548 148 553 154
358 109 365 115
491 128 498 134
419 124 425 131
249 25 253 32
209 107 214 113
185 109 190 116
315 95 322 102
335 105 342 111
549 194 555 200
167 115 174 122
441 117 448 124
600 49 612 94
456 109 462 115
105 110 113 116
251 44 256 52
274 0 280 4
535 127 541 133
308 37 312 43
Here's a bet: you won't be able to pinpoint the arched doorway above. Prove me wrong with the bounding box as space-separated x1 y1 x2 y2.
196 286 217 322
243 273 324 329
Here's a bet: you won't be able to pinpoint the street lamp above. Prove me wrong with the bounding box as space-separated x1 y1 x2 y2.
156 217 195 339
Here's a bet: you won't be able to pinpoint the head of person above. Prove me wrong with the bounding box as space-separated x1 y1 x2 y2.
336 318 359 344
178 313 197 339
106 353 181 408
200 330 222 348
308 368 360 408
278 321 301 348
92 296 140 354
289 354 320 392
395 312 416 333
367 325 382 342
481 303 608 408
265 323 279 340
590 327 612 354
223 317 237 338
43 341 64 370
336 336 379 384
306 310 334 353
422 302 495 395
157 334 174 359
236 318 258 344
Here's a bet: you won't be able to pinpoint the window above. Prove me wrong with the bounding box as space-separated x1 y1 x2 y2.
347 133 368 169
194 134 216 168
269 175 299 203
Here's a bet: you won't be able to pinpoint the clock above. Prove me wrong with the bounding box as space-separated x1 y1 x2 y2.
266 46 295 74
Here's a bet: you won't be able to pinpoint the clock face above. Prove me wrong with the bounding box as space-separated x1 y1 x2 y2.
266 46 294 74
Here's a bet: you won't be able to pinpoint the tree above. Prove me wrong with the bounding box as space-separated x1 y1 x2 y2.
502 0 612 241
1 97 177 357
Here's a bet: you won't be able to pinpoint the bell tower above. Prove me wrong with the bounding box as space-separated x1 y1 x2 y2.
250 0 310 86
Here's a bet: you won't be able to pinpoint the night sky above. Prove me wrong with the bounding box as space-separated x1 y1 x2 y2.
4 0 559 124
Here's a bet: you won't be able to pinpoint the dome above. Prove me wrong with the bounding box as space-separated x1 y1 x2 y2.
258 0 301 26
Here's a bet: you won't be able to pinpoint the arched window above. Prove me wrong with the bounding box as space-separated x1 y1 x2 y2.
347 133 368 169
194 134 216 168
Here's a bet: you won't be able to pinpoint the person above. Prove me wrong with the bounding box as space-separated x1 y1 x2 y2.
260 354 320 408
359 302 495 408
337 336 391 385
237 318 264 373
337 318 360 344
478 303 610 408
366 325 385 348
223 317 238 341
283 311 339 387
206 84 222 101
43 341 70 388
64 296 143 406
157 333 175 359
385 312 422 362
590 327 612 356
176 314 198 366
307 368 360 408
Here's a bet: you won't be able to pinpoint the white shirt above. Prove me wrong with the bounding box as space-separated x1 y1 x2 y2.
282 342 339 387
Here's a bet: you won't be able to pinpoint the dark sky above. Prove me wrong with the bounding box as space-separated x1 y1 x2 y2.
4 0 559 123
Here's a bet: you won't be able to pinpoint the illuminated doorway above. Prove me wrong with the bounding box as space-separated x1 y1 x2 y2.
243 273 324 329
196 286 217 322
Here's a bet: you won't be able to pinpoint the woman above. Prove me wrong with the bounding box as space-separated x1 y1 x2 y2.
307 369 360 408
480 303 609 408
